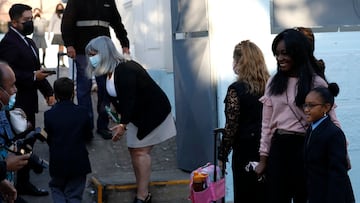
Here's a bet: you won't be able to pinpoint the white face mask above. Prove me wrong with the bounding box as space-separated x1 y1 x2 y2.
89 54 101 68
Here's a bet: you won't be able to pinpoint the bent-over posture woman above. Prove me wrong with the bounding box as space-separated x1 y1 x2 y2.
85 36 176 203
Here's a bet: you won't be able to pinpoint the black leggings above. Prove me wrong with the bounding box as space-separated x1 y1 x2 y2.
265 133 307 203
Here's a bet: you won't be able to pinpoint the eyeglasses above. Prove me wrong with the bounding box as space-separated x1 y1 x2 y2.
302 103 324 109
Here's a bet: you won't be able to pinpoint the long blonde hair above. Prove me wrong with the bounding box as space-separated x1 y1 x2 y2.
233 40 269 95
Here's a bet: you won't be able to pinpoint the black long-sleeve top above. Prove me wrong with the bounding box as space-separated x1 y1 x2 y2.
109 60 171 140
61 0 129 54
218 82 263 162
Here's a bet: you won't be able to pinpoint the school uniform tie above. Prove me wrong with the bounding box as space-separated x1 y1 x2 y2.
306 126 313 146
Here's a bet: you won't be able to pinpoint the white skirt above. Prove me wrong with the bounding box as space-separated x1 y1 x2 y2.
125 113 176 148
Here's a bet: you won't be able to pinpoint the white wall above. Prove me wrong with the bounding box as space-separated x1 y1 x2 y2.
116 0 173 72
207 0 277 128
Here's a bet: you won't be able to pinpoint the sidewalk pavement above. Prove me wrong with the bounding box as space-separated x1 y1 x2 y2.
21 66 189 203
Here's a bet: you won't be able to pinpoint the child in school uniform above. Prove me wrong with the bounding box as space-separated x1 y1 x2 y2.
303 83 355 203
44 77 92 203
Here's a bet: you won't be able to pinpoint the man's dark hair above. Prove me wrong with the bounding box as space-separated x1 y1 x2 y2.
54 77 74 101
9 4 32 21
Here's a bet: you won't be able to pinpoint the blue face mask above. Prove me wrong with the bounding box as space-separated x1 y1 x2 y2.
8 93 16 110
1 88 16 110
89 54 101 68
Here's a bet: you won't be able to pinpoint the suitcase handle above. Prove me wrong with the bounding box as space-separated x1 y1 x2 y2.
213 128 225 182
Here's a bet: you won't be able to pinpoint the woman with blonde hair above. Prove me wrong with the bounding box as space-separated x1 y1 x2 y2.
218 40 270 203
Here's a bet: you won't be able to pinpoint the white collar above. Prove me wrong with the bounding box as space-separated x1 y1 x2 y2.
10 26 29 45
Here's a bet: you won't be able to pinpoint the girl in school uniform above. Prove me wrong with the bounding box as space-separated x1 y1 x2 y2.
303 84 355 203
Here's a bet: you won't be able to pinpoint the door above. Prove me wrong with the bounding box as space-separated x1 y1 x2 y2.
171 0 218 171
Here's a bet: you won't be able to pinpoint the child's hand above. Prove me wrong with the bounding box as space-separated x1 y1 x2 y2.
46 95 56 106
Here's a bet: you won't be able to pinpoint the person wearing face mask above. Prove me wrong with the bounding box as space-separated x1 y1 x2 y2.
86 36 176 203
0 62 34 203
61 0 130 140
49 3 66 67
0 3 55 199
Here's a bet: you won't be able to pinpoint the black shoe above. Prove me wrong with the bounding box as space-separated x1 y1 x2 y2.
133 193 151 203
96 129 113 140
17 182 49 196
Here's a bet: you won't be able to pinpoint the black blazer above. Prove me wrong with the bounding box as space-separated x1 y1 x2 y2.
44 101 92 178
109 60 171 140
304 117 355 203
0 28 53 117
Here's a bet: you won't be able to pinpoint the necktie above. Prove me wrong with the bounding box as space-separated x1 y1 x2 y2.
25 37 38 58
306 126 313 146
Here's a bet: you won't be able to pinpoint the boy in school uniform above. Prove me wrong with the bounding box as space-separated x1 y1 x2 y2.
44 77 92 202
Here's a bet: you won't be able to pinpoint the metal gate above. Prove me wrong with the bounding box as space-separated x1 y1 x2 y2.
171 0 218 171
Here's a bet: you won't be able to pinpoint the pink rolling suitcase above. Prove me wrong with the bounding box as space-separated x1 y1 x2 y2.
189 128 226 203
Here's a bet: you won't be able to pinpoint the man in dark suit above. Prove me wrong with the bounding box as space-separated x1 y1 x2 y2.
0 4 55 197
44 77 92 202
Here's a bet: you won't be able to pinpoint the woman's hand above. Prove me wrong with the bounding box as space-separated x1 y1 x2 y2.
255 155 267 176
110 124 127 142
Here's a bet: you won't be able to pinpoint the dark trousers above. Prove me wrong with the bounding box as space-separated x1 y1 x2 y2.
95 74 110 130
16 112 36 185
75 55 93 129
49 175 86 203
265 133 307 203
75 55 109 130
232 139 264 203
